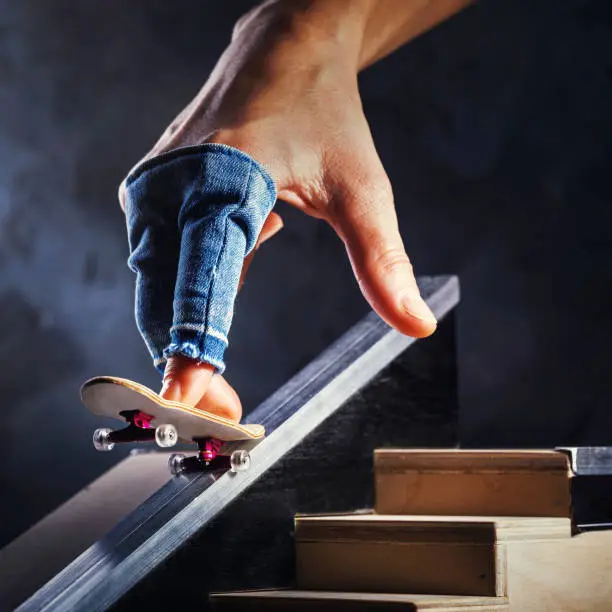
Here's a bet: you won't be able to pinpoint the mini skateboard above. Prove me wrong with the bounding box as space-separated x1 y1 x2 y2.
81 376 265 476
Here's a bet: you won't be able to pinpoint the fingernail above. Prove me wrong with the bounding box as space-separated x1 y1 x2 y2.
400 290 437 325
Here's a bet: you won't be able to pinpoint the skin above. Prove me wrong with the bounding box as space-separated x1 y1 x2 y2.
120 0 474 422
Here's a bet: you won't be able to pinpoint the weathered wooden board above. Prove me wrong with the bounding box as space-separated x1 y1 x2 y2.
210 590 509 611
374 449 571 517
294 514 570 596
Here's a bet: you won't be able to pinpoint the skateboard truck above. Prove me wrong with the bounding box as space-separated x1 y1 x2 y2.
168 439 251 477
92 410 179 452
92 410 251 476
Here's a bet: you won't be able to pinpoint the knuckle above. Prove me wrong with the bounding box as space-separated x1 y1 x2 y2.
374 247 413 276
337 171 394 219
352 162 393 200
231 14 248 40
367 173 394 202
232 4 264 40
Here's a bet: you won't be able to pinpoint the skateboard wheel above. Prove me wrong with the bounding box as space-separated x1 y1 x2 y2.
168 453 186 476
230 450 251 473
93 428 114 452
155 424 178 448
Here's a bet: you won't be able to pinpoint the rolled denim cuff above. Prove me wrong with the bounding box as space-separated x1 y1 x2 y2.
124 143 277 375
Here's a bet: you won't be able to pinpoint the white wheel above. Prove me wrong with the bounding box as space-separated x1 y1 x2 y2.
168 453 186 476
155 423 178 448
93 428 114 452
230 450 251 473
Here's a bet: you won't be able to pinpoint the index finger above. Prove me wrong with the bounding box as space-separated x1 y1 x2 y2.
160 355 215 405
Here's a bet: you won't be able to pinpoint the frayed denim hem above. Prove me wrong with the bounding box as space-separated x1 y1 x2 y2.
162 338 227 375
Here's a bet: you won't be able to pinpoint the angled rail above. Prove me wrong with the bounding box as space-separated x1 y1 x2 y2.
19 275 460 612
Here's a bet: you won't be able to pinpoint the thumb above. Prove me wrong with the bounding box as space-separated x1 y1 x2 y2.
238 211 283 290
332 180 437 338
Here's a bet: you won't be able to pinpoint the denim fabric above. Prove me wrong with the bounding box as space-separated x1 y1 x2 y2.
124 143 277 375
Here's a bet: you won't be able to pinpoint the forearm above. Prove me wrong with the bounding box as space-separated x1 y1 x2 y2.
238 0 474 73
357 0 474 68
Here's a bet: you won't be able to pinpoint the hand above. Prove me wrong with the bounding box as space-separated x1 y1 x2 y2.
120 1 438 419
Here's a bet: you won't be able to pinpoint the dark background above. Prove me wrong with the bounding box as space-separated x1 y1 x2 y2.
1 0 611 548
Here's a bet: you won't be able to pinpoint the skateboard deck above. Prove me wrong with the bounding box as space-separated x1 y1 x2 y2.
81 376 265 454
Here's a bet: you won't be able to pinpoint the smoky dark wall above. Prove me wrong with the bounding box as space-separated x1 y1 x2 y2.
1 0 611 547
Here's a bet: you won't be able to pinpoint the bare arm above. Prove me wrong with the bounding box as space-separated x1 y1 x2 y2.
244 0 474 70
358 0 475 67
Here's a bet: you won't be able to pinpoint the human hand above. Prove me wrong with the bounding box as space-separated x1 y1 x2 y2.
120 1 439 419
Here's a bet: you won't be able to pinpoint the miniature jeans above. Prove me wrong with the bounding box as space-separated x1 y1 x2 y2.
124 143 277 375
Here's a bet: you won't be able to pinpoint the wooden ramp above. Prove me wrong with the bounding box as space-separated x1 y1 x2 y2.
212 449 612 612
